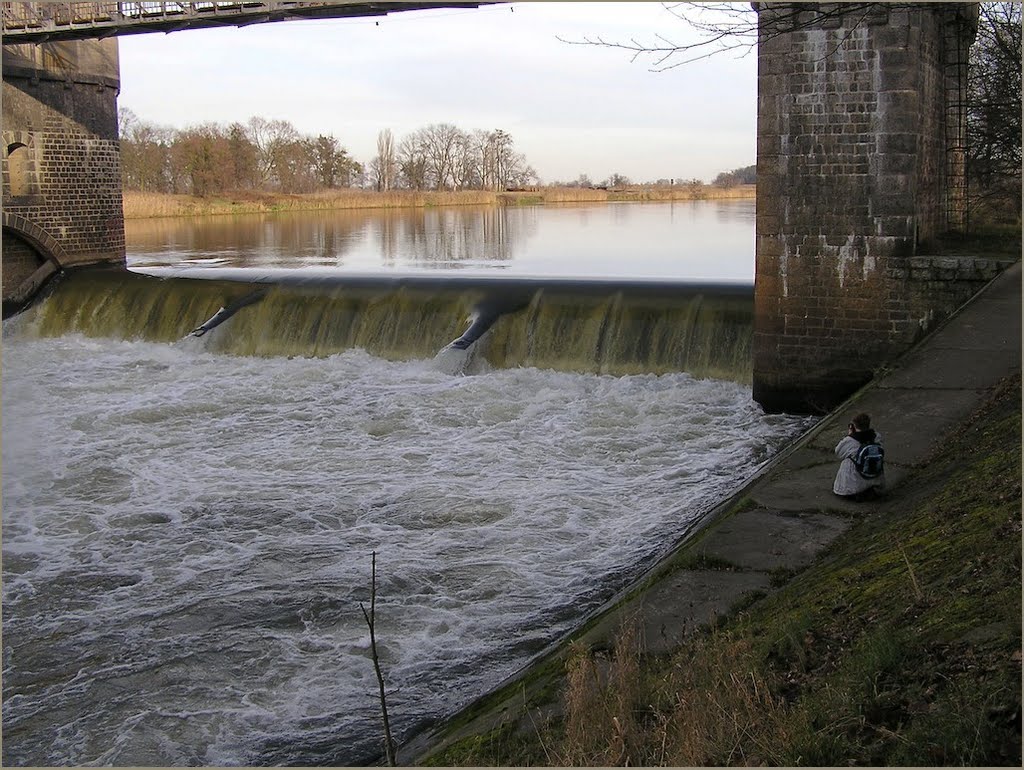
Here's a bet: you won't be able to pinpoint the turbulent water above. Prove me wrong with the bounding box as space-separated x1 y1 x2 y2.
2 308 813 766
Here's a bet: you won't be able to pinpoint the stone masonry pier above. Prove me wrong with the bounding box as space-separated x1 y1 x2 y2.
2 39 124 316
751 2 1001 414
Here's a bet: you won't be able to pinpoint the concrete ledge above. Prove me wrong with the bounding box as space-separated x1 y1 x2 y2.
633 570 772 656
698 509 853 571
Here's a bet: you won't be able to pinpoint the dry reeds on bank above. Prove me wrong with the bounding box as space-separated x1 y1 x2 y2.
121 188 499 219
544 622 798 768
121 185 756 220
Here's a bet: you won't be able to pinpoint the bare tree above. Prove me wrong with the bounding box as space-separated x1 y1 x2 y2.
304 134 360 189
373 129 398 192
360 551 396 767
119 107 173 192
557 3 917 70
226 121 259 190
967 1 1022 220
418 123 464 191
246 116 300 187
170 122 239 197
490 129 513 190
397 132 428 190
449 130 475 190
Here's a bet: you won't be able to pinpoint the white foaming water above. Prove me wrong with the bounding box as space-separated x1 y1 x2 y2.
2 330 813 766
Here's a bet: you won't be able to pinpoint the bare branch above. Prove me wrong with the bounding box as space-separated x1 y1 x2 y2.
361 551 396 766
557 2 924 71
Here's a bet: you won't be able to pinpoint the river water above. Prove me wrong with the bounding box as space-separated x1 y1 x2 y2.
2 200 814 766
123 198 757 280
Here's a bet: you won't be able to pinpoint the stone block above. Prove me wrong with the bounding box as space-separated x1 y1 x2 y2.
877 132 919 155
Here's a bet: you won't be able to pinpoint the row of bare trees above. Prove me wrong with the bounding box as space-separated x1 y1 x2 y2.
119 110 538 197
368 125 537 192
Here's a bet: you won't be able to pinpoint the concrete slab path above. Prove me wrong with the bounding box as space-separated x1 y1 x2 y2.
598 261 1021 656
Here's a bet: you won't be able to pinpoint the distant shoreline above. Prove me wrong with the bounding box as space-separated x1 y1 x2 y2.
121 185 756 220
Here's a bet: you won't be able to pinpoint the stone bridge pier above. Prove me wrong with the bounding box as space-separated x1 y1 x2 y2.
2 39 124 316
751 2 1007 414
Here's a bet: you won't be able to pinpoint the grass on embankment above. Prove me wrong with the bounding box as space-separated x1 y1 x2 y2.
425 374 1022 767
121 185 756 219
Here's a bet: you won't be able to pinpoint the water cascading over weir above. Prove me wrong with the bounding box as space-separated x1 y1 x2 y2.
19 268 757 383
0 3 753 386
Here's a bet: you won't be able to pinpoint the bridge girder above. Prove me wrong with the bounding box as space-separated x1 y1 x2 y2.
2 1 497 44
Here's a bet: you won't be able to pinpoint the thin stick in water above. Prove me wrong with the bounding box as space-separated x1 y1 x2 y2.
360 550 396 766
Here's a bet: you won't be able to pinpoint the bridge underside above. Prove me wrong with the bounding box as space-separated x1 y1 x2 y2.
2 1 494 44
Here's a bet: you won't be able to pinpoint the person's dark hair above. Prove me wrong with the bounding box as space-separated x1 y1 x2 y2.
852 413 871 431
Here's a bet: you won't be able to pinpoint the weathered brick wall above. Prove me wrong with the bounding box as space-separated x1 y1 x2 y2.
2 40 125 306
753 3 984 414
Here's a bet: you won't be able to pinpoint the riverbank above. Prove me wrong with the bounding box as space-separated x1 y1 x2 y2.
407 262 1022 766
120 185 756 220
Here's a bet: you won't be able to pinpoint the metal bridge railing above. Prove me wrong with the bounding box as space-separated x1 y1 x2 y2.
2 2 487 42
3 2 268 29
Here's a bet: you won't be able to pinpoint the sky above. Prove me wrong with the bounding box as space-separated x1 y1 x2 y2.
117 2 758 185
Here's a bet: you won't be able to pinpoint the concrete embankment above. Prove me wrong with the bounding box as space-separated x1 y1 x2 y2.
405 259 1021 764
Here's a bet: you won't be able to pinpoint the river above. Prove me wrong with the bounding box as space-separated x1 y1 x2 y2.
1 200 814 766
123 198 757 280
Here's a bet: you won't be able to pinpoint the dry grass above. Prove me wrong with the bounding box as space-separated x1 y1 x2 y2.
555 623 647 766
658 631 805 766
546 623 801 767
122 189 499 218
504 185 756 204
122 185 756 219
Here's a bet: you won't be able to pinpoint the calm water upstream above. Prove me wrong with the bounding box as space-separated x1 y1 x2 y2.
2 200 814 766
125 199 757 280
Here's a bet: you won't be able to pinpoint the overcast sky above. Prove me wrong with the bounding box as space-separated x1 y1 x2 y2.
117 2 757 185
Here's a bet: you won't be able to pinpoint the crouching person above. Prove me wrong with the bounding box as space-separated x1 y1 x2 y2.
833 412 885 500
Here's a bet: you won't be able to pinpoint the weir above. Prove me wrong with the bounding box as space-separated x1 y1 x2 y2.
19 268 756 382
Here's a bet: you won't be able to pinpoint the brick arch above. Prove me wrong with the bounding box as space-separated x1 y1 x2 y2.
3 129 33 149
2 212 66 315
3 130 39 198
2 211 69 266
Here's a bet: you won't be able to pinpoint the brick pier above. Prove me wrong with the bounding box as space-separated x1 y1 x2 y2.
751 2 1000 414
2 40 124 315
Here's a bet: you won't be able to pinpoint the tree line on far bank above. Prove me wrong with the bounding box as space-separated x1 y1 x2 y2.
119 111 546 197
118 108 755 199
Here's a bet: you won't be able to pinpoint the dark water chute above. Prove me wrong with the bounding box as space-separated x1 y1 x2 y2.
447 292 533 351
190 289 267 337
18 266 756 382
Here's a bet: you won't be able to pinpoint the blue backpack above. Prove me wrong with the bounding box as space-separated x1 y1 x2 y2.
854 442 885 478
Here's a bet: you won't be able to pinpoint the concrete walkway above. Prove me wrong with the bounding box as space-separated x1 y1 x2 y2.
593 261 1022 655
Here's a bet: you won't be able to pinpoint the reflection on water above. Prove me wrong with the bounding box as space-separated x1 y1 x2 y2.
127 199 756 282
126 206 528 272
